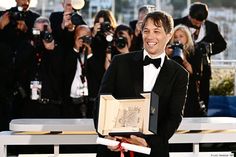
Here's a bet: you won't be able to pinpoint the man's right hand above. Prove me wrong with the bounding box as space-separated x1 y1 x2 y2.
61 11 75 31
134 20 143 37
0 12 10 30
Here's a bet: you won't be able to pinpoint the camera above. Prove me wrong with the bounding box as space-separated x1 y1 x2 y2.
32 28 42 48
40 25 53 43
169 42 184 64
9 6 26 25
32 25 53 49
70 0 85 26
100 21 111 33
79 35 92 45
71 11 84 26
114 36 128 49
196 42 212 66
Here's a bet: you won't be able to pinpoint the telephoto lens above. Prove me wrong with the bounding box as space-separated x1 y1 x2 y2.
115 36 127 49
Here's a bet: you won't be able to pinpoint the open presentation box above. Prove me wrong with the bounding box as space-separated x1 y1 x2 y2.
96 92 159 154
97 92 159 136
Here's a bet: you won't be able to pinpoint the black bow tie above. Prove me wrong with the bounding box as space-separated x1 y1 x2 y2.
143 56 161 68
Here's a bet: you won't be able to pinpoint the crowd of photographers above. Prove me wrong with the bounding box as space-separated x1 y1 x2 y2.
0 0 226 131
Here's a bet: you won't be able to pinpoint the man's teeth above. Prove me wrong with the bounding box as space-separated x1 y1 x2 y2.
148 42 157 46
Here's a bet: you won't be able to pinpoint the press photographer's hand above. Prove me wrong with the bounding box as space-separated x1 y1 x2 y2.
43 39 55 50
62 11 74 31
17 20 28 32
0 12 10 29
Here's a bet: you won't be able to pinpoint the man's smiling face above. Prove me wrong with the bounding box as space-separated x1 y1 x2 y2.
142 18 172 57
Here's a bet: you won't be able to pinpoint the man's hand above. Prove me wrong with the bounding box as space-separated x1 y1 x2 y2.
105 135 122 152
0 12 10 29
17 20 28 32
61 11 75 31
106 135 149 152
134 20 143 37
43 40 55 50
123 135 149 147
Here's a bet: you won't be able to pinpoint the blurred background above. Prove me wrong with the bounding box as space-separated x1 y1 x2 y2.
1 0 236 99
0 0 235 60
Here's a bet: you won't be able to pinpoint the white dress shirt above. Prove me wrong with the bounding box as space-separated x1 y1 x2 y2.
189 24 206 42
143 50 165 92
70 49 89 98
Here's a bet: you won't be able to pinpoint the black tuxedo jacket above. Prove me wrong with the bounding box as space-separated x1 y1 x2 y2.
94 50 189 157
174 16 227 56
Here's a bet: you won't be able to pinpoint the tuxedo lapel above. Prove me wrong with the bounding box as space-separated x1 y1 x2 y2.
152 56 172 95
131 50 144 94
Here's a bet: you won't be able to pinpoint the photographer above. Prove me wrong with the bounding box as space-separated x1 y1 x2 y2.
129 5 155 51
64 25 102 118
0 0 39 131
0 0 39 48
104 24 134 70
174 2 227 110
167 25 205 117
49 0 86 51
15 17 64 118
91 9 117 76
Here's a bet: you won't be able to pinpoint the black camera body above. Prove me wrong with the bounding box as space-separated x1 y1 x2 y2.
170 42 184 64
196 41 212 66
32 25 53 49
80 35 92 45
8 7 26 25
114 36 128 49
100 21 111 33
40 25 53 43
71 11 84 26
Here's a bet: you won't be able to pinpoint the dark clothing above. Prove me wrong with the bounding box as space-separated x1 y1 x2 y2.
174 16 227 109
183 52 205 117
129 20 137 32
0 9 39 130
49 12 86 51
90 33 107 78
129 20 143 51
0 43 16 131
15 41 64 118
63 49 103 118
0 7 39 50
94 50 189 157
174 16 227 56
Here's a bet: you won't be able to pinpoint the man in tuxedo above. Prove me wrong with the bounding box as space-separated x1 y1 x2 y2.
94 11 189 157
64 25 102 118
174 2 227 111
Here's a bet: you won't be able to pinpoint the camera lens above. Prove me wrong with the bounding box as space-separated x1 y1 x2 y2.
101 21 111 32
40 25 53 43
80 35 92 45
115 36 127 49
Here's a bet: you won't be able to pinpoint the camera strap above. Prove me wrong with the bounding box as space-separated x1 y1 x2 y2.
77 46 88 84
